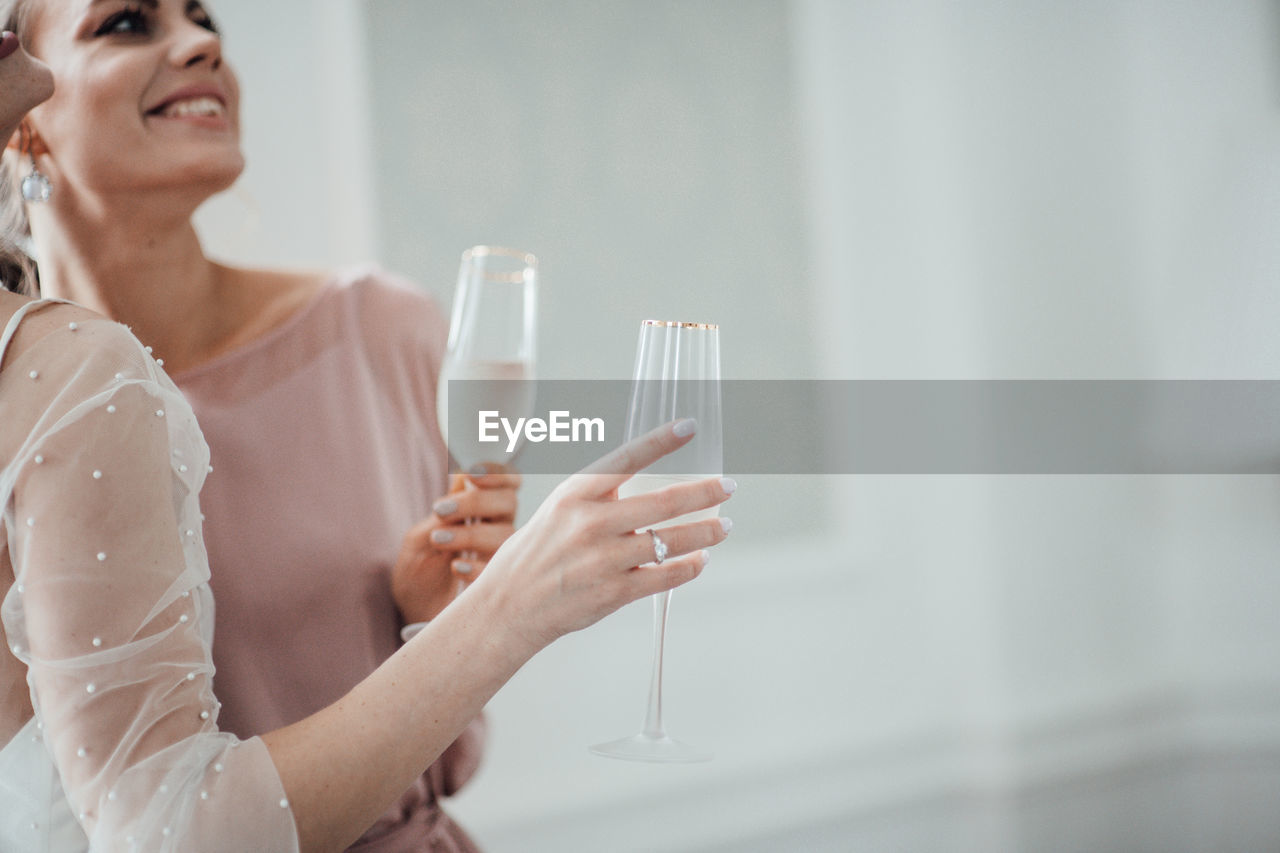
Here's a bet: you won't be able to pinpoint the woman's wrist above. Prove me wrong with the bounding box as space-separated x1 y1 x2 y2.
456 573 546 676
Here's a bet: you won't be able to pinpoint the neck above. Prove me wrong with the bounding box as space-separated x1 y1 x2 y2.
29 191 234 374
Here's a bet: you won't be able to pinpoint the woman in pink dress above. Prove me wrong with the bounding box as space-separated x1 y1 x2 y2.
0 0 716 850
0 6 734 850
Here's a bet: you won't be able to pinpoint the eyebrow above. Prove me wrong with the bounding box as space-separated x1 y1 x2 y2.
89 0 159 8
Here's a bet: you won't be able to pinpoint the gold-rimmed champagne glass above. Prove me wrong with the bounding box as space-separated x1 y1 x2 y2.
590 320 722 762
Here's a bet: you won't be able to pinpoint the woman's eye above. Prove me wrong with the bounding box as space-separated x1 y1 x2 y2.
94 8 149 37
189 1 219 35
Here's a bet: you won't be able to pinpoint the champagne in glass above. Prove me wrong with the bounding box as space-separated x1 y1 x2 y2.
437 360 536 472
591 320 722 763
436 246 538 592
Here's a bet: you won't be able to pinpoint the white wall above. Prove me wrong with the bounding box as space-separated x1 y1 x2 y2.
792 2 1280 851
195 0 377 268
196 1 1280 851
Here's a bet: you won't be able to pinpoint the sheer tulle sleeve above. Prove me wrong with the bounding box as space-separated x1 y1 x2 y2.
1 317 299 852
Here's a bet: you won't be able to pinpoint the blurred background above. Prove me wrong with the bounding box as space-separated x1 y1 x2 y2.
198 1 1280 850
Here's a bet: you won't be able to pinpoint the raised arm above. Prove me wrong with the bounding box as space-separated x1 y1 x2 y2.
263 418 732 851
6 318 731 853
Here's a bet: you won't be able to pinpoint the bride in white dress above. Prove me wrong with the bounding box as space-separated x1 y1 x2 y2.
0 41 729 851
1 293 730 853
1 296 730 853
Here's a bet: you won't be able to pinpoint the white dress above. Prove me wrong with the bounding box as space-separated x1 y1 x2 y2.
0 300 299 852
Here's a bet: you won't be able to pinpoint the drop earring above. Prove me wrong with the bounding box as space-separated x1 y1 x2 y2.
18 125 51 204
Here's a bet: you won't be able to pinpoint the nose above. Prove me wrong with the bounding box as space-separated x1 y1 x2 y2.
168 19 222 71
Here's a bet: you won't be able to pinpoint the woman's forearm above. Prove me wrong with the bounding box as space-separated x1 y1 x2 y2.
261 582 527 853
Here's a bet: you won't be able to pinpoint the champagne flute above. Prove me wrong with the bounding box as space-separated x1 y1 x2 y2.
590 320 722 763
436 246 538 595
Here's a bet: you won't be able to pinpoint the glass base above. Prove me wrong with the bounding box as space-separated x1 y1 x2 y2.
589 733 713 763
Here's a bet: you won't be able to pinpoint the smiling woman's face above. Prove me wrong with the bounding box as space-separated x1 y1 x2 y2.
21 0 243 201
0 29 53 145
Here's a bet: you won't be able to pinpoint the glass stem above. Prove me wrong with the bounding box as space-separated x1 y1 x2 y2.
641 589 672 739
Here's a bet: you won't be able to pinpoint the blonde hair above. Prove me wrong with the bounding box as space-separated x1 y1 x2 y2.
0 0 37 294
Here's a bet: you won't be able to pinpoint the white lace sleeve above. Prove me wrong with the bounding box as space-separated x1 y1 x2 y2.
1 316 299 852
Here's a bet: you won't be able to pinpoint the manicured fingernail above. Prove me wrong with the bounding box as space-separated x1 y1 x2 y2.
454 561 473 574
430 529 454 544
673 418 697 438
719 477 737 495
468 463 488 476
719 517 733 534
433 499 458 516
701 549 711 566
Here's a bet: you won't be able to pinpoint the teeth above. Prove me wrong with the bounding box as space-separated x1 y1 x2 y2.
160 96 224 118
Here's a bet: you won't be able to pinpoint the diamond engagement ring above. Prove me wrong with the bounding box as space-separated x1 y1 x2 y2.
647 529 668 564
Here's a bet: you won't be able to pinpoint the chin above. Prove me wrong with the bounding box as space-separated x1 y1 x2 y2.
203 154 246 193
170 150 245 197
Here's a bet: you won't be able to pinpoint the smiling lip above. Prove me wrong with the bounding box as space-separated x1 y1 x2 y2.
0 31 20 61
146 84 228 117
